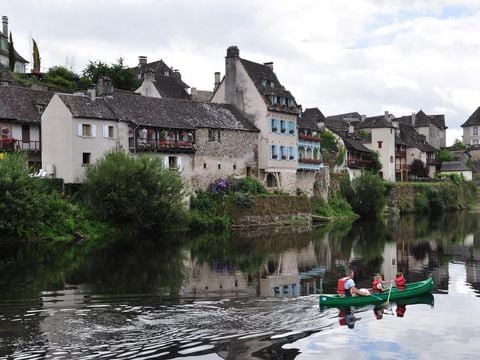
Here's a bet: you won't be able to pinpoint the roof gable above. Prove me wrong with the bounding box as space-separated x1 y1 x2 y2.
461 106 480 128
299 108 325 130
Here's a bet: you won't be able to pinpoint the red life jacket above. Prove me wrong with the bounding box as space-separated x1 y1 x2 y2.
372 278 383 292
337 277 348 295
396 305 406 317
396 275 406 289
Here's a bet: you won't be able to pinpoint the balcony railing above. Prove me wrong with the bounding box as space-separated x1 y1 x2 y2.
426 158 439 165
299 134 321 142
396 150 406 158
347 159 372 169
299 157 322 164
0 138 41 152
395 164 409 171
132 138 195 153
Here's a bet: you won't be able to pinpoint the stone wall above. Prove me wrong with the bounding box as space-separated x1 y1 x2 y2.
295 167 330 199
228 195 312 227
191 128 258 191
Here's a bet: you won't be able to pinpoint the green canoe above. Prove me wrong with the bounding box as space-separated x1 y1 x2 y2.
319 277 434 308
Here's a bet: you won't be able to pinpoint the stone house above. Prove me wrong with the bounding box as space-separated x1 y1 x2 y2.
41 79 258 189
398 110 447 149
211 46 299 191
439 161 472 181
461 107 480 147
132 56 190 100
0 16 28 73
297 108 324 171
0 84 53 167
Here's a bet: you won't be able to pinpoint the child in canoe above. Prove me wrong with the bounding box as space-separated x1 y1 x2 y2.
395 272 406 290
372 273 390 293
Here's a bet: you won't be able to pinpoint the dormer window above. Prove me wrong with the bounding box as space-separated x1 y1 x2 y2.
288 98 294 107
35 103 46 114
262 79 267 87
163 70 169 76
271 95 277 105
270 81 275 88
280 97 286 106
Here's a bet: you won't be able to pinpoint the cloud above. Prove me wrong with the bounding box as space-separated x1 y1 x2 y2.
3 0 480 145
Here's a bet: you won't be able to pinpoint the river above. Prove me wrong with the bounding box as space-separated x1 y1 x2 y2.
1 211 480 359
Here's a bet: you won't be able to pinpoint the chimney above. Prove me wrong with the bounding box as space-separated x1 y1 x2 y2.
97 76 113 97
361 114 366 121
2 16 7 38
264 62 274 70
225 46 240 108
214 71 221 90
138 56 147 66
87 85 96 101
411 112 416 126
173 69 181 80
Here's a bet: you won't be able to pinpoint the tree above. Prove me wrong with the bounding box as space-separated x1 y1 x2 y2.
450 139 466 151
410 159 428 179
43 66 79 90
82 58 140 91
82 151 186 232
8 32 15 72
370 151 383 174
350 173 386 218
437 149 453 163
320 131 340 165
32 38 41 74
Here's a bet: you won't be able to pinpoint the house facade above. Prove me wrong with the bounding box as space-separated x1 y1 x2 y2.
0 84 52 167
298 108 324 171
41 80 258 189
211 46 299 191
0 16 28 73
461 107 480 146
398 110 447 149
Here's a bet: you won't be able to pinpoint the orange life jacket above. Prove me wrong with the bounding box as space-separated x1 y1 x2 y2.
337 277 348 295
396 275 406 289
372 278 383 292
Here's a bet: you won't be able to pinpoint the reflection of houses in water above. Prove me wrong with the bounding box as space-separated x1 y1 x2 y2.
260 250 300 297
381 242 397 282
182 252 251 297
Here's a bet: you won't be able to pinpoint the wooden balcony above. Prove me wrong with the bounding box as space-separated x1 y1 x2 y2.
299 134 321 142
347 159 372 169
396 150 406 158
299 157 322 164
0 138 41 152
133 138 195 153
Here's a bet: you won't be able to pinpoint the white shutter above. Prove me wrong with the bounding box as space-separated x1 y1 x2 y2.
103 125 108 138
92 125 97 137
164 156 169 169
177 156 182 171
78 124 83 136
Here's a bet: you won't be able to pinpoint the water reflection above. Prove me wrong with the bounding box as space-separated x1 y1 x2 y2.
1 211 480 358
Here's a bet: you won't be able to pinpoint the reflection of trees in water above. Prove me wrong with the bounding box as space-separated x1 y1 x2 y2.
411 242 432 261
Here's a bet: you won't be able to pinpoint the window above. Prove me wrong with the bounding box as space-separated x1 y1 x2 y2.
262 79 267 86
271 95 277 105
82 124 91 137
35 103 45 114
204 163 207 169
218 164 221 169
280 97 286 106
246 166 251 176
474 127 478 135
271 119 278 133
270 81 275 88
288 121 295 135
103 125 114 138
22 125 30 143
280 146 286 159
208 128 216 141
82 152 91 165
390 156 394 163
280 120 286 133
168 156 177 170
233 164 237 170
78 123 96 137
288 98 294 107
271 145 278 159
377 141 383 149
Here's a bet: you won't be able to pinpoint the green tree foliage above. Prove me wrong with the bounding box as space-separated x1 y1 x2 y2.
370 151 383 174
410 159 429 178
32 38 40 74
320 131 340 165
437 149 453 163
350 173 386 217
450 139 466 151
82 58 140 91
82 151 185 232
231 177 267 194
43 66 79 90
8 32 15 71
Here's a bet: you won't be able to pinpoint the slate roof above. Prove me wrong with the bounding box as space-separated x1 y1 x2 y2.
398 110 447 130
299 108 325 130
239 58 298 114
0 85 53 123
131 59 190 100
0 63 21 86
340 135 372 153
325 112 361 132
440 161 470 172
59 94 117 120
192 90 213 102
59 91 258 132
356 115 394 129
398 123 437 152
461 107 480 127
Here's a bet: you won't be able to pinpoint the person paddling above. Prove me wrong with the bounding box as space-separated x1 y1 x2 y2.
395 272 406 290
344 270 361 296
372 273 388 293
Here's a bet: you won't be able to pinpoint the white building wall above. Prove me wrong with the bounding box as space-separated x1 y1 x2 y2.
366 127 395 181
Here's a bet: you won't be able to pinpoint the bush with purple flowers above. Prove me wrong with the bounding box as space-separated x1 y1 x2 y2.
209 178 231 196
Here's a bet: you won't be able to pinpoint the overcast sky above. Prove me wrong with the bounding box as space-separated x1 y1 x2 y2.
3 0 480 145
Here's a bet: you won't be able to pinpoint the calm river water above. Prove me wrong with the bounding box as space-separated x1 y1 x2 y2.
1 212 480 359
